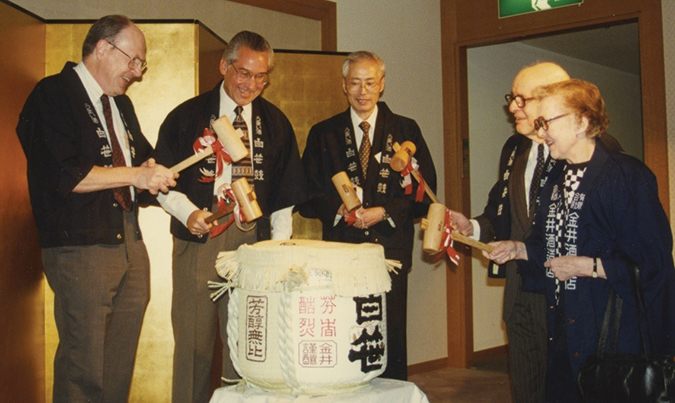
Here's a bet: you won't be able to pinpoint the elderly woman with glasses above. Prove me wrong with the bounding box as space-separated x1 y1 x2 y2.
484 78 675 402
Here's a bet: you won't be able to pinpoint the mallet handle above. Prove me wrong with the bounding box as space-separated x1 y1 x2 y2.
204 202 236 225
171 145 214 174
451 231 494 253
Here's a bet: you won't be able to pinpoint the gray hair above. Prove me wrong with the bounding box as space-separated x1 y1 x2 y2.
82 15 133 59
222 31 274 69
342 51 386 79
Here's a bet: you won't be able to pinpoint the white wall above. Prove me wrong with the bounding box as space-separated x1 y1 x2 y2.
467 41 642 350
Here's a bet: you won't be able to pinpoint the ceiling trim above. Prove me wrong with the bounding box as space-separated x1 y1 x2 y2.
228 0 336 51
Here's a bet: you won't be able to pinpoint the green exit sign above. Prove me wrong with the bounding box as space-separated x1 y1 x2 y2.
499 0 583 18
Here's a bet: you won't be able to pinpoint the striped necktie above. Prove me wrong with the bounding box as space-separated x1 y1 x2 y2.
231 105 253 185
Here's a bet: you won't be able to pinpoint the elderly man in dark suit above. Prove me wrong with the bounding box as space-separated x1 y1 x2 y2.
300 51 436 380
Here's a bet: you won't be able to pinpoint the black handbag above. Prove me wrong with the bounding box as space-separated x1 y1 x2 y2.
577 265 675 402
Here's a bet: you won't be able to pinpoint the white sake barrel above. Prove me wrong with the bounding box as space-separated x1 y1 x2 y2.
216 239 392 396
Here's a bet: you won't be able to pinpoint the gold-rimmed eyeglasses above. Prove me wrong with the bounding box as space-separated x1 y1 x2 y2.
505 93 534 108
229 64 269 85
346 78 382 94
107 40 147 72
534 113 571 131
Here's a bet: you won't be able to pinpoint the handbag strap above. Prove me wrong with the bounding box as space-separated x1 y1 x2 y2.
627 263 654 355
597 288 622 356
596 262 655 356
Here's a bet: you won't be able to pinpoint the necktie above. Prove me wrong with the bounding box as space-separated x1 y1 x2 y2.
529 143 545 216
359 121 371 179
100 95 132 211
231 106 253 185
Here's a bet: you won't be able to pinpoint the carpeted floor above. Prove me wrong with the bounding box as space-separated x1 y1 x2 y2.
408 354 513 403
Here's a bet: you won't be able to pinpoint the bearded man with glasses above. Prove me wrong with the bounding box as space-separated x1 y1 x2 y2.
154 30 307 403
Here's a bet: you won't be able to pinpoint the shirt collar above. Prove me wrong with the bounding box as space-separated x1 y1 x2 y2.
350 105 378 134
74 61 105 105
219 83 252 123
529 140 550 161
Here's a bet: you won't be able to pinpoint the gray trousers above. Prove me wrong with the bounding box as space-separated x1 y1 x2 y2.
42 211 150 403
171 223 256 403
505 289 548 403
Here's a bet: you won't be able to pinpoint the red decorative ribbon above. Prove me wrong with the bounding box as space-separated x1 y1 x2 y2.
209 188 246 238
193 128 233 183
401 162 414 195
400 161 425 202
435 209 460 265
414 168 426 203
345 210 357 227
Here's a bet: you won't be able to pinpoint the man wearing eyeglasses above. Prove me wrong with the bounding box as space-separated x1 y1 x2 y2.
300 51 436 381
449 62 621 403
16 15 177 402
154 31 307 402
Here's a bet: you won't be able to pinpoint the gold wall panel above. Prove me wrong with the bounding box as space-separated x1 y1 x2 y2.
262 52 347 239
0 2 46 402
198 24 227 95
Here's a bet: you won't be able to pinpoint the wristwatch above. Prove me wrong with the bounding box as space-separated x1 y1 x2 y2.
592 257 598 278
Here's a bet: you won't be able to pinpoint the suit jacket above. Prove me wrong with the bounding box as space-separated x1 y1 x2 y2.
300 102 436 264
155 82 308 243
474 134 538 321
16 62 153 248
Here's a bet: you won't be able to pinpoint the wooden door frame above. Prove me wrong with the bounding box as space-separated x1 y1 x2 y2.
441 0 667 368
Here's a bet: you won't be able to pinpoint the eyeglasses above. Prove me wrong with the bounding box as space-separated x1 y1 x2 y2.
505 93 535 108
229 64 269 85
534 113 571 131
107 40 147 72
346 79 382 94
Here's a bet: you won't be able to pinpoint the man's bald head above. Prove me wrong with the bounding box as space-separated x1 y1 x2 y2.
514 62 570 90
509 62 570 140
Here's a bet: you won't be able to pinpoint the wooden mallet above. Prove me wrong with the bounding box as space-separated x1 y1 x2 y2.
170 115 249 174
391 142 494 253
332 171 362 212
204 177 262 225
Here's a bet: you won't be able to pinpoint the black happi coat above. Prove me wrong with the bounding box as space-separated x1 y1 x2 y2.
155 82 308 242
16 62 154 247
300 102 436 264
